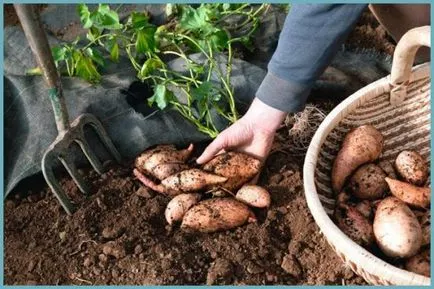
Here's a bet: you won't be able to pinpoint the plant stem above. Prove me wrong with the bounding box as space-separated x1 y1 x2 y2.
162 50 200 87
170 101 218 138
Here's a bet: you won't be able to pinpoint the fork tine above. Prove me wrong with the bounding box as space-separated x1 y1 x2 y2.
42 151 75 215
74 113 122 164
59 155 90 195
76 138 104 175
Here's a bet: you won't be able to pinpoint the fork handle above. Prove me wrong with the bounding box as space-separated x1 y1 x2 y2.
15 4 70 132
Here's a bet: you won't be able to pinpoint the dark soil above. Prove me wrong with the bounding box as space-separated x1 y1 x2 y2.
346 9 396 55
4 138 366 285
4 5 396 286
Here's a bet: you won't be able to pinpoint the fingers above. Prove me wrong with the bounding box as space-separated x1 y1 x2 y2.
196 134 227 164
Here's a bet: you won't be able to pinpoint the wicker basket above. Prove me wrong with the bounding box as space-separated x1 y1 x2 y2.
303 26 431 286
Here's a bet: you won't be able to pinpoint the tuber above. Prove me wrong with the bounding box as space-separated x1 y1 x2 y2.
135 143 193 178
349 163 388 200
395 150 429 186
373 197 422 258
203 152 261 191
335 205 374 248
161 168 228 192
152 162 190 180
133 168 180 196
331 125 383 193
165 193 201 225
385 177 430 209
181 198 256 233
235 185 271 208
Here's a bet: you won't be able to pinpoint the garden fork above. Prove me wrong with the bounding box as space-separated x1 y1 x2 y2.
15 4 122 215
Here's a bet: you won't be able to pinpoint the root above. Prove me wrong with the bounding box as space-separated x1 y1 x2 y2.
133 169 166 194
281 104 328 155
133 168 181 196
74 277 93 285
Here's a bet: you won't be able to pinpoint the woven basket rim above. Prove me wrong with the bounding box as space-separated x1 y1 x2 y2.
303 63 431 286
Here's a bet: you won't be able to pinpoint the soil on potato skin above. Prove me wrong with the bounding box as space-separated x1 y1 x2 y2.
4 5 394 286
4 139 366 285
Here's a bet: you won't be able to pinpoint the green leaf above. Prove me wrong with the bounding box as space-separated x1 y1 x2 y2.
191 81 221 102
90 4 122 30
77 4 92 29
156 25 167 35
85 47 105 67
178 5 216 35
202 4 221 21
187 61 204 74
191 81 222 119
86 26 101 42
97 4 110 15
148 84 174 110
104 36 119 62
135 27 156 54
209 30 229 51
241 36 254 52
51 46 66 64
138 58 163 80
131 12 150 30
73 51 101 83
190 80 222 120
110 42 119 62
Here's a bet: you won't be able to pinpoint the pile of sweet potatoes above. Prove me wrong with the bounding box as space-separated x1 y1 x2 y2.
133 144 270 233
332 125 431 277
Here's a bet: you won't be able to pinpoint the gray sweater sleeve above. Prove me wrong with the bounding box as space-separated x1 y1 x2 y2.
256 4 367 112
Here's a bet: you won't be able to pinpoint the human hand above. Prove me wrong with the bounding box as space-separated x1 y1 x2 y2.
196 98 287 165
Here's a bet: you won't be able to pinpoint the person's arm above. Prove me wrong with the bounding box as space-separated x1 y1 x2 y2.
197 4 367 165
256 4 367 113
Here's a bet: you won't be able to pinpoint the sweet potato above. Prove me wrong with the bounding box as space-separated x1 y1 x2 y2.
165 193 201 225
395 150 429 186
181 198 256 233
152 162 190 180
335 205 374 247
349 163 388 200
135 143 193 176
236 185 271 208
385 177 430 208
405 249 430 277
161 168 227 192
135 144 176 172
331 125 383 193
135 144 176 163
203 152 261 191
373 197 422 258
133 168 180 196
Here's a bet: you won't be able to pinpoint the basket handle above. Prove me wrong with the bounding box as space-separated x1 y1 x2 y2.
390 26 431 105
